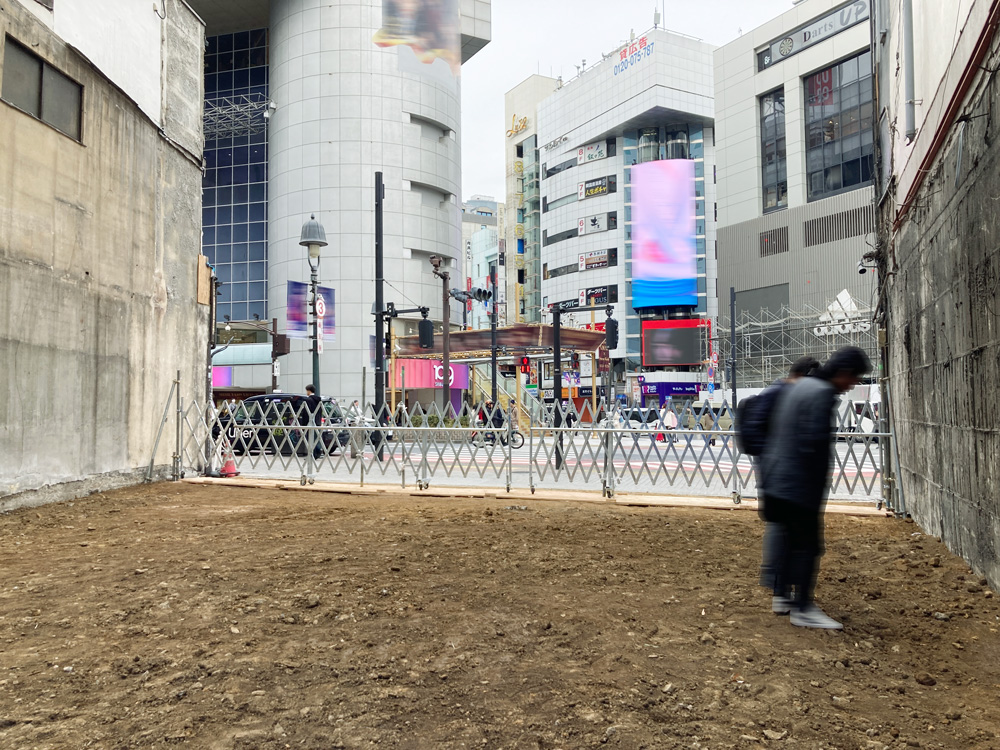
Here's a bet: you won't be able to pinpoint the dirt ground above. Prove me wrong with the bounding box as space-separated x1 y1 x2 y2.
0 483 998 750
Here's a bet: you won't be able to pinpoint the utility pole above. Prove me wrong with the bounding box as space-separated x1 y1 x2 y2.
729 286 737 409
431 257 451 414
374 172 385 460
552 305 563 470
490 268 498 403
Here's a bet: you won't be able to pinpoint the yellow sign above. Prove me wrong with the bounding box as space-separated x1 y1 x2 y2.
506 114 528 138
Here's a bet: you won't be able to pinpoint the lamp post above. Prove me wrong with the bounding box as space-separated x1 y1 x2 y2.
299 214 327 395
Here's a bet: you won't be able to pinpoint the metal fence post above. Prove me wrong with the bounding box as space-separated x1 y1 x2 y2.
173 370 182 481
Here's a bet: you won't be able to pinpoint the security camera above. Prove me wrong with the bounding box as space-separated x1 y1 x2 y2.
857 260 867 275
429 255 442 270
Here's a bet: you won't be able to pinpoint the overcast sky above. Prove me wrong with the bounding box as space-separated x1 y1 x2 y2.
459 0 795 201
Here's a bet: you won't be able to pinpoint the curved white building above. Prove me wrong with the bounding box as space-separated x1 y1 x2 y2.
192 0 491 403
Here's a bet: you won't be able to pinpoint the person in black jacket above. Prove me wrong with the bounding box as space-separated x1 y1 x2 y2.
761 347 871 630
304 385 323 460
753 356 819 608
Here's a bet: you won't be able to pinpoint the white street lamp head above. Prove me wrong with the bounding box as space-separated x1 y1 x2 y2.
299 214 328 261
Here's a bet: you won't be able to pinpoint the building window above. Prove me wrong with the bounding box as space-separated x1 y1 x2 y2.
638 128 659 163
804 50 874 201
664 127 688 159
759 88 786 212
2 37 82 141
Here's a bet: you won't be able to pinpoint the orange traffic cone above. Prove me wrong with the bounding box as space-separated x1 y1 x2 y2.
220 445 240 477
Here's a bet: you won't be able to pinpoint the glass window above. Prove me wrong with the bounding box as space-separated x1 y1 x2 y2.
638 128 659 163
43 72 84 135
2 38 83 141
759 88 787 212
664 127 689 159
804 50 875 201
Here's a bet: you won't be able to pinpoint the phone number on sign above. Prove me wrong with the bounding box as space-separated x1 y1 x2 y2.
614 42 654 76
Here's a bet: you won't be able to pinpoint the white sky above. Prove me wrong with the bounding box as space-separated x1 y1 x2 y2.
459 0 795 201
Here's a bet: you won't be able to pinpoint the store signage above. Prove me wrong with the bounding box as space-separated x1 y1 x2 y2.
542 134 569 151
581 285 616 305
759 0 869 69
578 213 608 235
613 37 654 77
577 141 608 164
506 114 528 138
578 176 609 200
807 69 834 106
391 359 470 389
640 382 701 397
578 248 610 271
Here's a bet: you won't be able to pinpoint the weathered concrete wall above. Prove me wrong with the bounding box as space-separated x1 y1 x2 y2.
881 32 1000 591
0 0 208 505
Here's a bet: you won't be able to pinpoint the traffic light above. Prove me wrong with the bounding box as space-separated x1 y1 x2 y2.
469 287 493 303
519 355 530 374
418 317 434 349
605 317 619 350
571 352 580 369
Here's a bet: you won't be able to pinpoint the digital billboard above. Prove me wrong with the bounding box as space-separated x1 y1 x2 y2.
642 320 709 367
632 160 697 308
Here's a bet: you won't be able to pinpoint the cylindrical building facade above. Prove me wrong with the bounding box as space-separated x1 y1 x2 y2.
267 0 463 401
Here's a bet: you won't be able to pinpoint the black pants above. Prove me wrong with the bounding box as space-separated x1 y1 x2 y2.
767 495 823 610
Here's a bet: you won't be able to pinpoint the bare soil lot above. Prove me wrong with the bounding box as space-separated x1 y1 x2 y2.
0 482 998 749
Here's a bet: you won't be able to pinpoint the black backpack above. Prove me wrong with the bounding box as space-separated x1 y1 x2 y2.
734 394 768 456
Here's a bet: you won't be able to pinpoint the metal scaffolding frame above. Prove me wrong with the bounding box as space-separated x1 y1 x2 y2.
203 93 270 140
712 298 878 389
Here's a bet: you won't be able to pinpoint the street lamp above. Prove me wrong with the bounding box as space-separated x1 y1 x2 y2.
299 214 327 395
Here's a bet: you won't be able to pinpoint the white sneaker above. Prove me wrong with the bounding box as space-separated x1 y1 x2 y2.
772 596 792 615
790 604 843 630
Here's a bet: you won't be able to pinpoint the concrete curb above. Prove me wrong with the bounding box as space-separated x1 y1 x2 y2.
180 477 890 518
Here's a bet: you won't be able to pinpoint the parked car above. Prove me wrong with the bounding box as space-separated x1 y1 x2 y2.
214 394 349 455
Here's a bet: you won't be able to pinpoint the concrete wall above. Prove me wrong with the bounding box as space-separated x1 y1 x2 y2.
878 1 1000 590
0 0 208 507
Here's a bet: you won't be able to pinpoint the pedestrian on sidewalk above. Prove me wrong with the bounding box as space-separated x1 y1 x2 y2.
304 384 323 460
761 346 871 630
752 356 820 606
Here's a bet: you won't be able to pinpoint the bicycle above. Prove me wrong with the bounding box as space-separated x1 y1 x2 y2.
470 424 525 449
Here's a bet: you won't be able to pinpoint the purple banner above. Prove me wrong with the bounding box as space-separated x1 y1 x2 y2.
286 280 308 339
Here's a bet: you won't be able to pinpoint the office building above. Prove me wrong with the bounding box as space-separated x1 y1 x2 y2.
526 29 717 381
714 0 876 385
190 0 491 402
503 75 560 326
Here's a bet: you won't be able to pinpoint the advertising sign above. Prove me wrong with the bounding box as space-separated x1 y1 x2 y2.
807 68 834 106
318 286 335 341
212 366 233 388
372 0 461 80
642 320 710 367
632 160 697 308
578 213 607 235
287 282 334 340
577 141 608 165
578 248 611 271
759 0 869 70
581 285 617 306
613 36 654 77
578 176 609 200
286 280 309 338
390 359 470 389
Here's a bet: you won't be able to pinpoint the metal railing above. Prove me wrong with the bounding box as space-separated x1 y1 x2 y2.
167 394 893 509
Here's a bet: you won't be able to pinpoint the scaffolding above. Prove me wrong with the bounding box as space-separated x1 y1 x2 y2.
711 294 878 389
203 93 271 141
